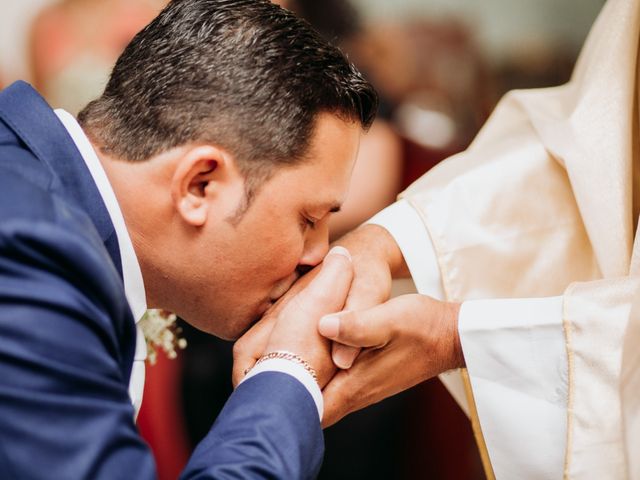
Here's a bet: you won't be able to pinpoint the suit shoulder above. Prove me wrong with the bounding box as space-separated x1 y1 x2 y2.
0 163 56 223
0 120 54 193
0 162 101 249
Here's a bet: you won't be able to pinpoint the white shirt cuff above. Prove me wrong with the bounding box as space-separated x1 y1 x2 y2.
239 358 323 420
459 296 567 479
367 200 445 299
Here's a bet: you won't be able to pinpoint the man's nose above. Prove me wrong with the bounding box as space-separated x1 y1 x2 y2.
298 220 330 268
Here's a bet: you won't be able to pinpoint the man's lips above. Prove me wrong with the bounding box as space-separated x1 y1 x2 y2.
257 299 275 317
247 271 301 329
244 300 275 333
269 272 300 302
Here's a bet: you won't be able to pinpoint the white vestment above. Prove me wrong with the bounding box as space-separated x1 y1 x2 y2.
371 0 640 477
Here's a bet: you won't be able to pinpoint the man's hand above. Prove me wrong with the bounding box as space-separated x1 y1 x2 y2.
232 224 405 384
233 246 353 389
318 294 464 427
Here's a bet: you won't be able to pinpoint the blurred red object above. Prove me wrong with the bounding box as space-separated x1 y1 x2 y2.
137 353 191 480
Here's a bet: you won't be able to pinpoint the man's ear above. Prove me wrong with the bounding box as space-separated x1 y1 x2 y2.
170 145 237 227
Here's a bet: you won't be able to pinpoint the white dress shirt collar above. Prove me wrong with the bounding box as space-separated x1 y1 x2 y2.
54 109 147 322
54 109 148 417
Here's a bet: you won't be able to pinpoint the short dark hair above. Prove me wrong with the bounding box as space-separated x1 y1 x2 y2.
78 0 377 188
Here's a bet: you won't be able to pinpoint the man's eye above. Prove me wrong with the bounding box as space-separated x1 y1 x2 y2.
300 215 317 230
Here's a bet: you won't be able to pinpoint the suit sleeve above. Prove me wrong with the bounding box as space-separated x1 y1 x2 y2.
0 217 323 479
0 218 156 479
183 372 324 480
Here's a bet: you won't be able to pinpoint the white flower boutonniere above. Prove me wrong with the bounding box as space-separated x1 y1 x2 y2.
139 309 187 364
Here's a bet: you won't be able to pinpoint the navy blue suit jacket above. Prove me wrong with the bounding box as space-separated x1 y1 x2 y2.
0 82 323 479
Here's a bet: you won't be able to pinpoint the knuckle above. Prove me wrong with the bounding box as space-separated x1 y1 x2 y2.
346 313 367 341
305 286 331 306
232 339 246 360
352 314 367 332
335 311 355 338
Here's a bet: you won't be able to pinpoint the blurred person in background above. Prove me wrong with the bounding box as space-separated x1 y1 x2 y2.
29 0 167 114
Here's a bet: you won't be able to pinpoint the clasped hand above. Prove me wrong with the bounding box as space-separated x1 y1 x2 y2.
233 246 354 390
232 225 463 428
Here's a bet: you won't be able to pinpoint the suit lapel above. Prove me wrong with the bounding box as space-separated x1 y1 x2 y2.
0 81 123 278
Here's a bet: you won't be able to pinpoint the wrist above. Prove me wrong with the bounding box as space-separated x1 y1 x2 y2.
337 224 407 278
415 296 464 372
263 345 335 389
242 356 324 420
445 302 465 369
256 351 319 384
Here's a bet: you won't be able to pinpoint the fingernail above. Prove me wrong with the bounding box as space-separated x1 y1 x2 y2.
327 246 351 262
319 314 340 338
333 345 355 369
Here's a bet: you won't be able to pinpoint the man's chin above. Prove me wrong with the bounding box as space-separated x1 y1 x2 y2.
181 300 272 340
180 314 247 341
237 307 273 337
227 300 276 339
220 310 269 340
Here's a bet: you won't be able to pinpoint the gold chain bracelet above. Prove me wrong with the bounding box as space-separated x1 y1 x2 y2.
247 350 318 384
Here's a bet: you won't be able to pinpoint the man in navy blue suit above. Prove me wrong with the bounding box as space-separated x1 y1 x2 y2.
0 0 377 478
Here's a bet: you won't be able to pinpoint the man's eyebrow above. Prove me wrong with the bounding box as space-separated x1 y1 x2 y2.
310 202 342 215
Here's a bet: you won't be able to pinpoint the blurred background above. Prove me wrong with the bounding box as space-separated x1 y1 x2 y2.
0 0 605 478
